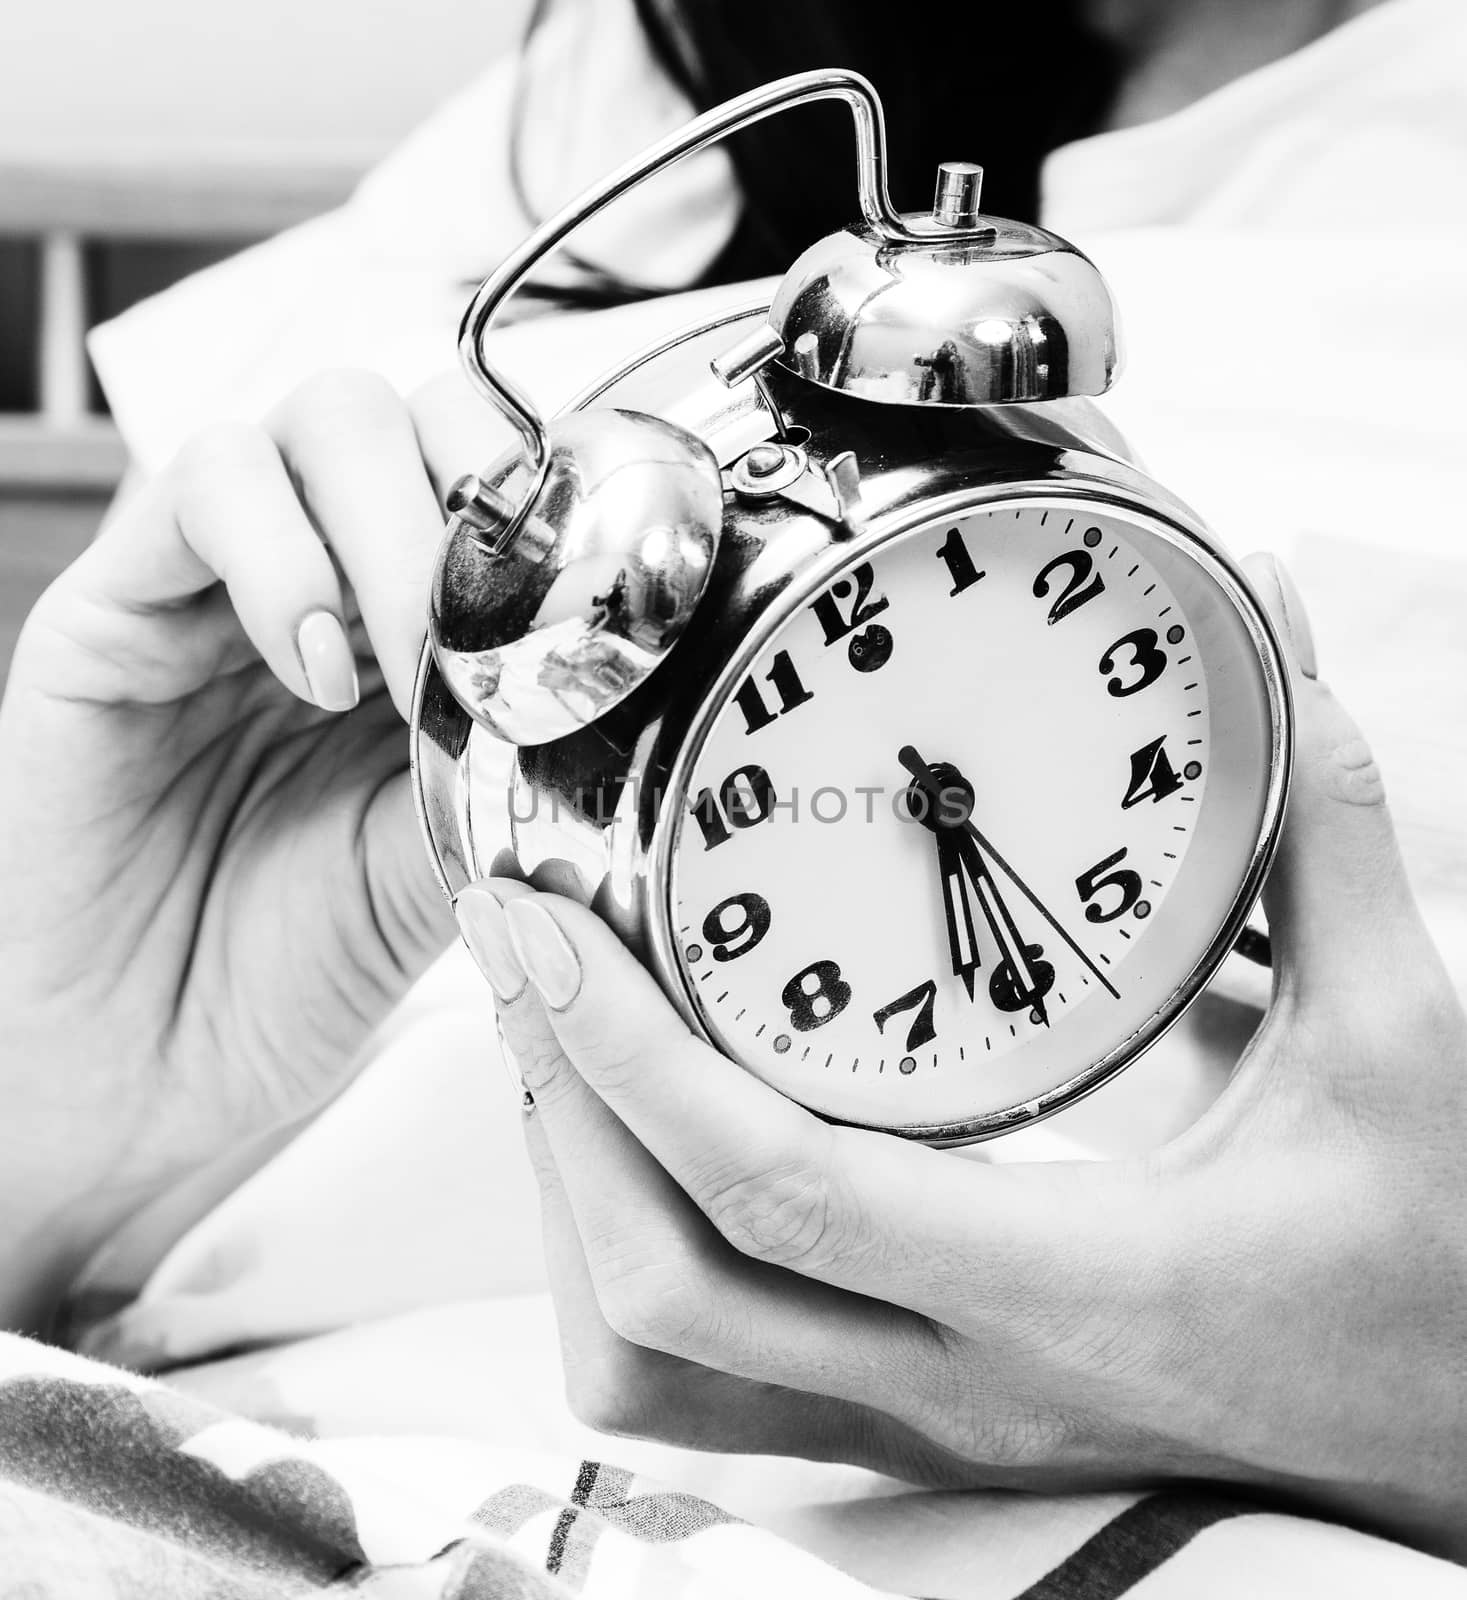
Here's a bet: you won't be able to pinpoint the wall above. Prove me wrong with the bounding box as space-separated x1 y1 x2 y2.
0 0 537 408
0 0 536 682
0 0 531 163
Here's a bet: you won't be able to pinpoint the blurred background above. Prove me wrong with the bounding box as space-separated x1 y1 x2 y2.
0 0 529 680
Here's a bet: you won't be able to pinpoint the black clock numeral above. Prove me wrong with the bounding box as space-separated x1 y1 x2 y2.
1099 628 1168 698
782 959 852 1032
1076 847 1144 924
1034 548 1105 624
1120 735 1184 809
811 563 889 646
936 527 986 596
690 764 777 851
702 892 772 962
734 650 813 735
873 979 938 1051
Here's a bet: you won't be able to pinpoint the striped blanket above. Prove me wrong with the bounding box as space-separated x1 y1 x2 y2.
4 1300 1463 1598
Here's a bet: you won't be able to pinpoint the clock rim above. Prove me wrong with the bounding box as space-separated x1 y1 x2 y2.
646 479 1294 1147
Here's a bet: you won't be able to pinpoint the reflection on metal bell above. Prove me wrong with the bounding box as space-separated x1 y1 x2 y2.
716 162 1124 408
429 408 724 746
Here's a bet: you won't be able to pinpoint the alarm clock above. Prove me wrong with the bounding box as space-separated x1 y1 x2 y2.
410 68 1292 1145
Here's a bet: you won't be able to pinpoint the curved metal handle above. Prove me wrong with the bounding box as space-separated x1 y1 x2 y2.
458 67 987 473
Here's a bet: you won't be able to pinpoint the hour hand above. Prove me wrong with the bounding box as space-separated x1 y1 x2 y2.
938 830 982 999
900 744 982 1001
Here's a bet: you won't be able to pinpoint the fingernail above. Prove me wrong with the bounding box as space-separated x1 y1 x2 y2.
296 610 359 711
455 885 527 1004
1263 555 1318 681
505 899 583 1011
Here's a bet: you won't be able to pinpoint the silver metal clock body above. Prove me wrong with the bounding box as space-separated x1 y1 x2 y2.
411 304 1292 1143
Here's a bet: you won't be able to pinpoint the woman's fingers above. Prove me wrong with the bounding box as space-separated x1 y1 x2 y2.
1244 553 1434 1003
460 879 1192 1470
475 938 944 1417
455 883 1164 1343
496 885 967 1314
267 370 445 717
48 370 441 715
521 1098 970 1482
407 369 511 506
53 423 355 710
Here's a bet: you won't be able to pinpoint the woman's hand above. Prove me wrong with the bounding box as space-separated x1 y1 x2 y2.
458 556 1467 1559
0 370 465 1329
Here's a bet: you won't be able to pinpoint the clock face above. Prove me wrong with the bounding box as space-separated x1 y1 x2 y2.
661 496 1285 1140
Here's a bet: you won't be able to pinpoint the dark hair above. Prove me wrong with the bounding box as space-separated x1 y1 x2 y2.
632 1 1120 284
514 0 1119 301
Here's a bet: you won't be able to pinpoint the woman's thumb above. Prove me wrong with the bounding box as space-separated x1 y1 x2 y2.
1246 553 1423 998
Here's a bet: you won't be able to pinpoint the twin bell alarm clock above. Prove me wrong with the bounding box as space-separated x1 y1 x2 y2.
410 69 1292 1145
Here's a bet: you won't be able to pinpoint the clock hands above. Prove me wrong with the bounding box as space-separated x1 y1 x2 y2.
899 745 1117 1018
955 827 1056 1026
958 817 1121 1001
899 745 1053 1023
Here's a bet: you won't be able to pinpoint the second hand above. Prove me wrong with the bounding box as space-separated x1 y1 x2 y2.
962 818 1119 1001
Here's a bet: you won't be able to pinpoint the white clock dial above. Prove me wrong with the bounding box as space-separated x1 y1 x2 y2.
664 498 1278 1139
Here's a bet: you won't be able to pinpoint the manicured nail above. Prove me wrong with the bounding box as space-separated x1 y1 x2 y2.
296 610 359 711
1261 554 1318 682
456 885 527 1003
505 899 583 1011
1271 555 1318 681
